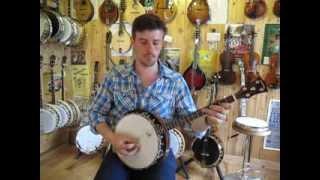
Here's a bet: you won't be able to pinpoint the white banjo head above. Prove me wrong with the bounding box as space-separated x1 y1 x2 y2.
115 113 160 169
40 106 59 134
233 117 271 136
169 128 185 158
76 125 104 154
59 16 74 44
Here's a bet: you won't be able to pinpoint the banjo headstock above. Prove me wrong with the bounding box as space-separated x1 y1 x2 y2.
235 77 267 99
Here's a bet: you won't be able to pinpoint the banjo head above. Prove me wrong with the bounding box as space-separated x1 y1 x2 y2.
233 117 271 136
43 9 65 42
76 125 104 154
40 105 60 134
57 100 74 127
59 16 74 44
115 113 162 169
40 10 52 43
169 128 185 158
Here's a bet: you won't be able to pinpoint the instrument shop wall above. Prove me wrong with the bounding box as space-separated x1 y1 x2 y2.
40 0 280 163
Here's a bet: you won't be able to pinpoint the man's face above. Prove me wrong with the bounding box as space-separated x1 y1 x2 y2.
132 29 164 67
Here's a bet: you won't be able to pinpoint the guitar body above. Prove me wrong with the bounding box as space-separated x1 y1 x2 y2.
124 0 146 23
73 0 94 24
244 0 267 19
110 22 132 54
273 0 280 17
154 0 178 23
265 53 280 88
183 65 206 90
187 0 210 25
99 0 119 25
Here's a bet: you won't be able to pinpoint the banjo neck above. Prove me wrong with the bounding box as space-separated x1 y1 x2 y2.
49 55 56 104
61 56 67 101
165 77 268 130
40 55 44 108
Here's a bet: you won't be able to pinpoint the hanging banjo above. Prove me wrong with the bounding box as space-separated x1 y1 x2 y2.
114 77 268 169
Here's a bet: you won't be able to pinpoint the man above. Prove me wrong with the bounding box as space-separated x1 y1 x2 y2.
89 14 231 180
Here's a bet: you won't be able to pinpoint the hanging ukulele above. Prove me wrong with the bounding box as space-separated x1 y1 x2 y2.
187 0 210 25
99 0 119 26
183 19 206 92
273 0 280 17
264 52 280 89
73 0 95 24
110 0 132 55
244 0 267 19
217 27 236 85
154 0 178 23
242 29 260 84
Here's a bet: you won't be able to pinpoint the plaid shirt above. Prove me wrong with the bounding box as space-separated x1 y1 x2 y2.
89 61 206 137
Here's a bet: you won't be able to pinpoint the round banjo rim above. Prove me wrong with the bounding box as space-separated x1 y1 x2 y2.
75 125 104 154
169 128 185 158
233 117 271 136
114 112 168 169
191 134 224 168
40 10 53 43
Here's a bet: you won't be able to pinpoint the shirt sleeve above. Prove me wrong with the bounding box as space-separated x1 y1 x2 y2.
174 77 207 139
88 73 114 134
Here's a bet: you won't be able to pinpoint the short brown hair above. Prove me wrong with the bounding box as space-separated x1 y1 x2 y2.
132 14 167 39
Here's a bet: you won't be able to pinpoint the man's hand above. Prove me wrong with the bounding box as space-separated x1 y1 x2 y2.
110 133 140 156
201 103 231 125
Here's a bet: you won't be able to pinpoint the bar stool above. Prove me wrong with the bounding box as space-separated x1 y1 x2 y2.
224 116 271 180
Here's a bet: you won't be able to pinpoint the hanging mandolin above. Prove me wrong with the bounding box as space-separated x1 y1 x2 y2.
244 0 267 19
73 0 95 24
99 0 119 26
154 0 178 23
183 19 206 92
187 0 210 25
273 0 280 17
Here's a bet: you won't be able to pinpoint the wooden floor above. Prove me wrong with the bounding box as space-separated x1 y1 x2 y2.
40 144 280 180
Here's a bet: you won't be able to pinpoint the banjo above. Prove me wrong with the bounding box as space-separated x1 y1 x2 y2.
114 77 268 169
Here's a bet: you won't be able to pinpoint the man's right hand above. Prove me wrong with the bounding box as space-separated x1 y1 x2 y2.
110 133 141 156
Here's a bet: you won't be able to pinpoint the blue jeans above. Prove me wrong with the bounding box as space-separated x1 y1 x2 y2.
94 150 177 180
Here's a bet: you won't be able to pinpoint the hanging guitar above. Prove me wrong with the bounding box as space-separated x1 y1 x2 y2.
99 0 119 26
217 27 236 85
273 0 280 17
124 0 146 23
265 52 280 89
109 0 132 55
113 77 268 170
183 19 206 92
73 0 95 24
244 0 267 19
187 0 210 25
154 0 178 23
242 29 260 84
